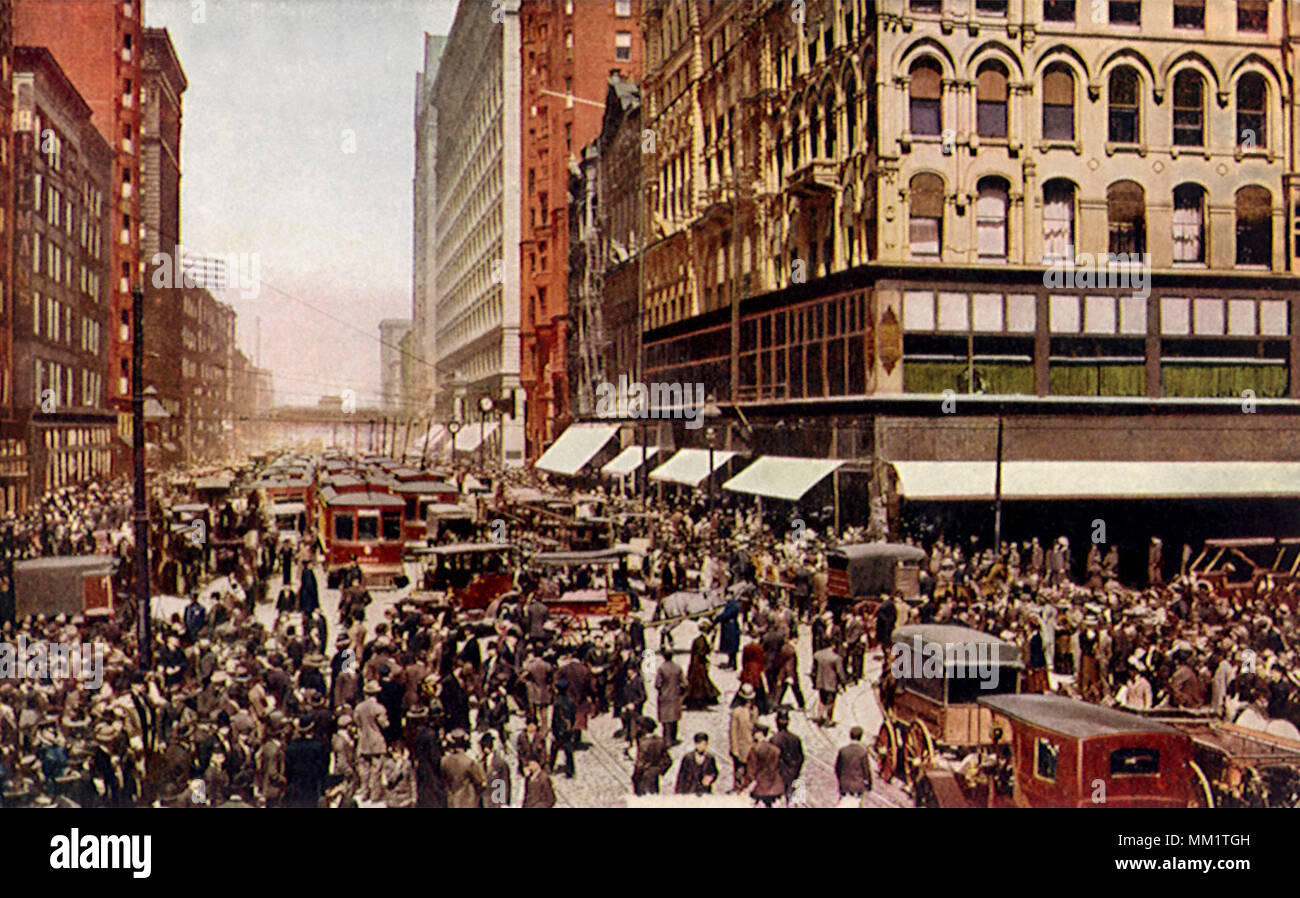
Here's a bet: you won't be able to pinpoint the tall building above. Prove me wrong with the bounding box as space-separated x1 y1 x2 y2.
379 317 411 411
412 32 445 415
627 0 1300 536
177 286 234 462
426 0 525 467
569 74 642 418
0 0 27 512
139 25 186 466
15 0 144 466
518 0 643 458
12 45 115 499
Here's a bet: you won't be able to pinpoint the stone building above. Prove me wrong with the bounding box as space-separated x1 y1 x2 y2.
625 0 1300 544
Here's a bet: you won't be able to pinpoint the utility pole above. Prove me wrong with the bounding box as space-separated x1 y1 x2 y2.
993 412 1005 555
421 416 433 470
131 286 152 670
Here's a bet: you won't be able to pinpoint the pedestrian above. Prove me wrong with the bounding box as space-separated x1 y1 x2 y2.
522 759 556 808
770 708 805 805
674 732 719 795
834 726 873 806
551 680 577 779
283 717 330 809
743 724 784 807
729 683 758 791
354 680 389 802
632 715 672 795
382 740 417 808
654 648 684 745
812 643 847 726
716 597 741 669
480 733 511 808
441 729 486 808
684 620 721 710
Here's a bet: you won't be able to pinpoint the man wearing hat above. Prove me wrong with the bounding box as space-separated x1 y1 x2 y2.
728 684 758 791
770 708 805 805
354 680 389 803
441 729 486 808
654 648 685 746
674 732 719 795
742 724 784 807
834 727 873 805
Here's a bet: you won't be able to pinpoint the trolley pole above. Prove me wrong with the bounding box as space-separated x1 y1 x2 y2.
131 286 152 670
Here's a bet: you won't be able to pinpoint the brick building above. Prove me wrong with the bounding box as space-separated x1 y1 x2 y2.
0 1 28 512
15 0 144 466
519 0 642 458
139 24 186 465
11 45 114 499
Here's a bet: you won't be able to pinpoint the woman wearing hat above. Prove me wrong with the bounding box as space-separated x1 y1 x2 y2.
683 620 720 710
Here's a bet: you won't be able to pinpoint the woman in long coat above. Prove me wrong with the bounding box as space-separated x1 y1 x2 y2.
716 599 741 669
737 641 768 713
684 621 721 709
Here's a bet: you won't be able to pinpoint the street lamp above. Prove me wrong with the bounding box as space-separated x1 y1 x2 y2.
478 396 495 473
447 419 462 469
702 396 722 516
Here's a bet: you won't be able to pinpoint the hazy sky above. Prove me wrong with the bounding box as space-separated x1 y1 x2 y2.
144 0 459 407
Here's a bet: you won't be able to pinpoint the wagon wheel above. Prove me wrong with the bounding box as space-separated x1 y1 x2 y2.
903 720 935 784
874 718 901 781
1188 760 1215 809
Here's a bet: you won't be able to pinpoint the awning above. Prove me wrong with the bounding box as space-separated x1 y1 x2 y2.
891 461 1300 501
602 445 660 477
649 448 737 487
535 423 619 476
454 421 498 453
723 456 845 501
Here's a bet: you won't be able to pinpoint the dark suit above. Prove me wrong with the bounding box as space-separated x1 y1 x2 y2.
283 736 330 808
632 735 672 795
835 742 873 796
674 750 720 795
769 729 804 793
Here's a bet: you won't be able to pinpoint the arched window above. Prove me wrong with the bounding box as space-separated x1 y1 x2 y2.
909 173 944 257
976 177 1009 258
1108 67 1140 143
1043 179 1076 261
976 62 1009 138
808 102 820 158
844 75 858 148
1042 64 1075 141
1237 73 1267 148
1107 181 1146 257
824 89 836 156
910 58 942 136
1236 186 1272 266
1172 183 1206 263
1172 70 1204 146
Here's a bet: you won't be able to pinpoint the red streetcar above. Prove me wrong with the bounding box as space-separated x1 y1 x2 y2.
318 485 406 588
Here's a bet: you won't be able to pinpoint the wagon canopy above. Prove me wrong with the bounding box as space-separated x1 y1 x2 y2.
829 542 926 596
893 624 1024 668
979 694 1183 739
530 547 630 566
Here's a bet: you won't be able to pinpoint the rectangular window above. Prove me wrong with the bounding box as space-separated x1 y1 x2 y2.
1036 739 1060 780
357 514 379 541
615 31 632 61
1110 1 1141 25
1110 748 1160 775
334 514 353 540
1043 0 1075 21
1173 0 1204 28
1238 0 1267 32
615 0 631 15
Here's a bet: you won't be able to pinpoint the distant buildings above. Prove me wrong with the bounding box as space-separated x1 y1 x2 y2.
379 317 411 411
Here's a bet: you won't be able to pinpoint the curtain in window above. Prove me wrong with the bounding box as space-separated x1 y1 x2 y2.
976 180 1008 257
1043 182 1074 260
1172 188 1204 263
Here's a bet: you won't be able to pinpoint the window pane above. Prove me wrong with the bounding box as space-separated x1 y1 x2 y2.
1227 299 1256 335
357 515 379 541
1193 298 1225 334
1007 294 1036 332
903 291 935 330
1120 296 1148 334
1084 295 1117 334
1260 300 1288 335
1050 295 1080 333
334 514 354 540
1161 297 1191 335
972 294 1003 331
938 293 969 331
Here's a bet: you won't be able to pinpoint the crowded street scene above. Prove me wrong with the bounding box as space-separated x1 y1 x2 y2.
0 0 1295 856
2 450 1300 810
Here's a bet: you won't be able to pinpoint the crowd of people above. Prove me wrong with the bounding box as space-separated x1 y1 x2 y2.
0 460 1298 808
